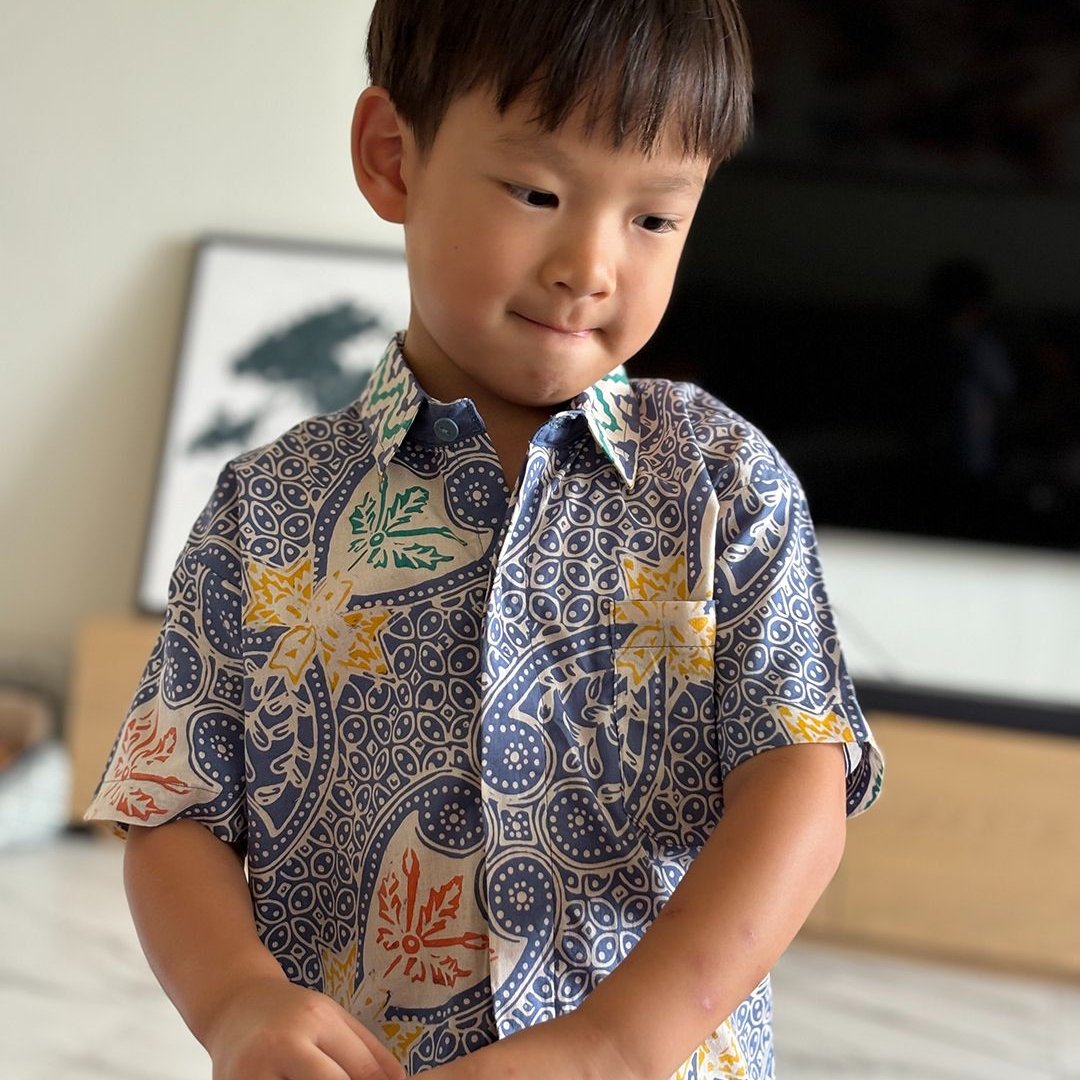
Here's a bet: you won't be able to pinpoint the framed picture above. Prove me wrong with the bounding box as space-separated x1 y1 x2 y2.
136 233 411 613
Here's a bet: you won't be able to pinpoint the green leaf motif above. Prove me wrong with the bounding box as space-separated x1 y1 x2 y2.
387 485 430 526
350 492 380 536
392 544 455 571
591 380 621 434
347 475 466 571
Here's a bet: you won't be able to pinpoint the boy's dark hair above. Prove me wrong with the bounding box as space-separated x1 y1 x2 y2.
367 0 753 173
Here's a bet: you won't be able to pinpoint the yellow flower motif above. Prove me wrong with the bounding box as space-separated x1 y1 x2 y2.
380 1019 425 1062
775 705 854 744
617 640 714 689
245 557 391 699
320 940 362 1011
673 1022 748 1080
613 555 715 689
318 942 423 1065
715 1047 750 1078
329 609 392 687
244 558 312 625
268 624 316 684
713 1017 750 1078
620 553 691 601
618 604 715 648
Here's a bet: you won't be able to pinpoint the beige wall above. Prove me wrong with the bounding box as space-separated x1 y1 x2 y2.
3 0 1079 713
2 0 392 700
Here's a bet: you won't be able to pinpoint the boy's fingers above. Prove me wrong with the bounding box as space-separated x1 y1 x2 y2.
281 1057 352 1080
277 1040 357 1080
316 1018 405 1080
337 1012 408 1079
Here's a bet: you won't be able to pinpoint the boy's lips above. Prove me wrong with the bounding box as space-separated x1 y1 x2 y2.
514 312 596 338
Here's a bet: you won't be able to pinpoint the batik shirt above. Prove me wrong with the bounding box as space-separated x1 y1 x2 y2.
86 334 884 1079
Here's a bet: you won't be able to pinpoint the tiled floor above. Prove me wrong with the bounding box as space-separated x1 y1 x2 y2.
3 830 1079 1079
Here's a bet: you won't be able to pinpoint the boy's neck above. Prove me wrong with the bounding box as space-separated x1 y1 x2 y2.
398 333 566 488
482 413 551 490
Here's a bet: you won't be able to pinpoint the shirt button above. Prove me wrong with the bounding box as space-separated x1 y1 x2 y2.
433 417 460 442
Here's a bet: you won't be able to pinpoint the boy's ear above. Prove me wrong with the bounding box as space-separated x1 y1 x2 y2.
350 86 410 224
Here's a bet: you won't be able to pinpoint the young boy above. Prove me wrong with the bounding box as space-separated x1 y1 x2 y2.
85 1 883 1077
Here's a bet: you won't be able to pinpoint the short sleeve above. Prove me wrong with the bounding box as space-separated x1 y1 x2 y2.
83 465 248 850
712 450 884 817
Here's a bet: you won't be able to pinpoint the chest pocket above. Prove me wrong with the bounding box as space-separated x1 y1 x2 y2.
610 599 721 852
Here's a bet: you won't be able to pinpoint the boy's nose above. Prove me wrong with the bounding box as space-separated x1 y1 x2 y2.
542 230 615 300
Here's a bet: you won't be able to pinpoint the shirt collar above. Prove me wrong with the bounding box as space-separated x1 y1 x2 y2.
356 335 427 477
567 367 639 490
357 333 640 489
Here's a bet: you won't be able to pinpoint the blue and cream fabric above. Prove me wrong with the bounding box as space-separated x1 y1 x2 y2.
86 333 883 1079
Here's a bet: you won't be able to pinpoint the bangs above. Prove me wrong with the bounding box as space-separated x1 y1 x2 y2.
369 0 754 169
485 1 753 165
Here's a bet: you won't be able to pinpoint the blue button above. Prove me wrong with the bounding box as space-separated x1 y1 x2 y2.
433 416 460 442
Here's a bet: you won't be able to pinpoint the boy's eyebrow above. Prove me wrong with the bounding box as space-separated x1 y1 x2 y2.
639 173 705 195
491 131 703 194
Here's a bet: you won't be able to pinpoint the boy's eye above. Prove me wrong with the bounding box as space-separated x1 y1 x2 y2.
635 214 679 234
506 183 559 208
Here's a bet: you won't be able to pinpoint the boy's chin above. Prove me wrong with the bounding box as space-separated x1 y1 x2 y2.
489 384 575 413
491 370 603 411
489 349 630 405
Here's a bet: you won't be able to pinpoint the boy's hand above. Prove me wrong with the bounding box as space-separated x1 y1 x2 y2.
204 976 407 1080
420 1011 632 1080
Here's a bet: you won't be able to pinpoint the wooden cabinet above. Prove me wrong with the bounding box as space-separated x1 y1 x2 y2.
806 713 1080 978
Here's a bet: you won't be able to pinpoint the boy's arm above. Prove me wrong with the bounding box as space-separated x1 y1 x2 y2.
427 741 848 1080
577 741 848 1079
123 820 405 1080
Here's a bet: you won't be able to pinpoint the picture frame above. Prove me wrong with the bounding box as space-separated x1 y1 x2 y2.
136 233 411 613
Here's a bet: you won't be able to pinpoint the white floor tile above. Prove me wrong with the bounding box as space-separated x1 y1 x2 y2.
0 831 210 1080
773 939 1080 1079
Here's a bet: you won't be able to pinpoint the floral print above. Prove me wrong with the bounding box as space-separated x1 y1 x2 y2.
349 470 467 570
377 849 490 987
99 708 194 822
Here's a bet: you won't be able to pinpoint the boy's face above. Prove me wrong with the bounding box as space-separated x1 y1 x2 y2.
396 89 709 412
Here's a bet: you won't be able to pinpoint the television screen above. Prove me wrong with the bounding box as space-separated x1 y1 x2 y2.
638 0 1080 553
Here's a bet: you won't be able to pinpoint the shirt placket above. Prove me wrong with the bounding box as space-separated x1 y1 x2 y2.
479 440 562 1038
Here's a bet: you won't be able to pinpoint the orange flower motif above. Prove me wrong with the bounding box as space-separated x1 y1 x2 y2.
376 849 488 987
103 708 193 821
